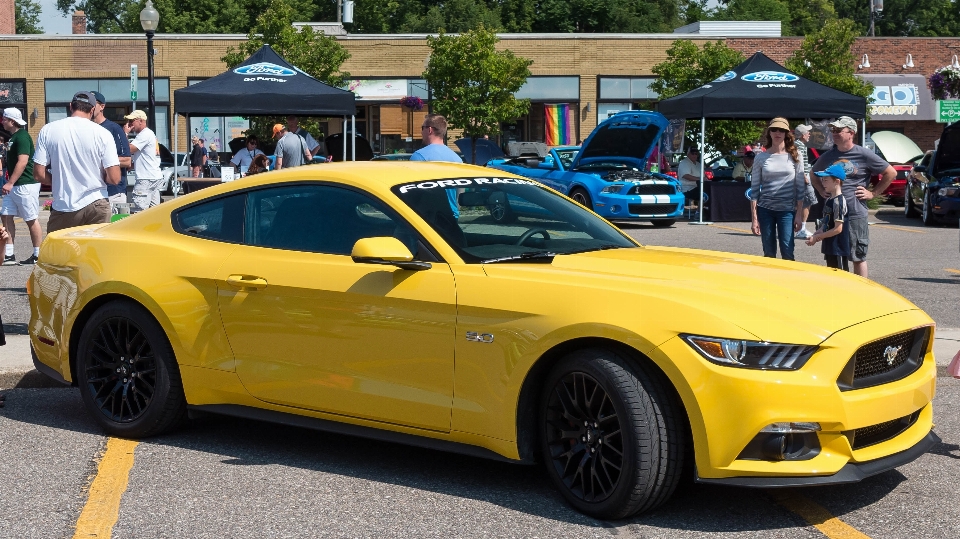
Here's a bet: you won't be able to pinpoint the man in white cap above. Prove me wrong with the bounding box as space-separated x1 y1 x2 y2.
124 110 163 213
0 107 41 265
33 91 120 233
810 116 895 278
793 123 817 240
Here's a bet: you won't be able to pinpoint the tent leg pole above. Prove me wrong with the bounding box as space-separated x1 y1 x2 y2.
690 117 712 225
351 115 356 161
174 114 178 198
343 117 347 162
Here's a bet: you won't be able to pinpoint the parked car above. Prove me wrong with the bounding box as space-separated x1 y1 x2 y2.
28 162 939 519
487 111 685 227
128 143 189 196
904 123 960 225
868 131 924 206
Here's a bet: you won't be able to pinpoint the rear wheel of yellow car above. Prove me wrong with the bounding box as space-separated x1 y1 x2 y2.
539 349 685 519
76 300 186 438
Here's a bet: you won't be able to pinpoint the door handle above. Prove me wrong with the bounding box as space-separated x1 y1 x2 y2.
226 274 268 290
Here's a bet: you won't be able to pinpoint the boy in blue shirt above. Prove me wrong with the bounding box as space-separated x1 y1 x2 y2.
806 164 850 271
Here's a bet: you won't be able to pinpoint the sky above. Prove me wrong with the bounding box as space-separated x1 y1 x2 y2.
39 0 73 34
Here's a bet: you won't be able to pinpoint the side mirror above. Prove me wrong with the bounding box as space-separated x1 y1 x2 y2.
912 165 926 174
351 237 431 271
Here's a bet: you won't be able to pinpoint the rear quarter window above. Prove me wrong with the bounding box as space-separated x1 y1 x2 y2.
173 194 245 243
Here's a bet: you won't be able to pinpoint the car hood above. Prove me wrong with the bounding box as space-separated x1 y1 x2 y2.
933 121 960 177
571 111 668 171
484 246 919 345
870 131 923 164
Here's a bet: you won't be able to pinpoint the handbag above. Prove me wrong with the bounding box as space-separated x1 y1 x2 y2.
948 349 960 379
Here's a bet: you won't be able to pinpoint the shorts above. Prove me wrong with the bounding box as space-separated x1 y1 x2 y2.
47 198 110 234
847 217 869 262
0 183 42 221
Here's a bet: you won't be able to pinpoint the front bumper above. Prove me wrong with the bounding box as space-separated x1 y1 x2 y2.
650 309 937 482
933 195 960 219
593 192 684 219
696 430 940 487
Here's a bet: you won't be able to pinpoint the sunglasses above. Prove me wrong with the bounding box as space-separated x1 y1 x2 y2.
830 127 847 133
769 127 788 133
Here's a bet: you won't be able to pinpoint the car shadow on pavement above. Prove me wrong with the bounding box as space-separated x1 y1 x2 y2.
0 387 911 532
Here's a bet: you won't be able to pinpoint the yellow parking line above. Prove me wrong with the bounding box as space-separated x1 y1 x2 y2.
73 438 139 539
869 224 927 234
946 268 960 275
768 490 872 539
709 224 752 233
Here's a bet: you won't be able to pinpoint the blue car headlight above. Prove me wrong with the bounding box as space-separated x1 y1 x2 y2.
600 184 624 194
938 186 959 197
682 334 818 370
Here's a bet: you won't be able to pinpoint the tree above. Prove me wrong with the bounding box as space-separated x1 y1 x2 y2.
650 40 763 156
833 0 960 37
222 0 352 144
424 25 532 164
784 19 873 104
16 0 43 34
709 0 837 36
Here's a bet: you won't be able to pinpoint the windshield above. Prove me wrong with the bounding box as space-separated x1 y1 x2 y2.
556 149 578 169
392 177 637 263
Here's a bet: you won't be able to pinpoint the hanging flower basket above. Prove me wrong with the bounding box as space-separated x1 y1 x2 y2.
400 95 424 112
928 66 960 100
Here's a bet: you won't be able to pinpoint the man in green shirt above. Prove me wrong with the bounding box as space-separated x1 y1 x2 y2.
1 107 41 265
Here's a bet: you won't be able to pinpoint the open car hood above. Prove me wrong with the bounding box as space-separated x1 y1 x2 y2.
870 131 923 165
571 111 668 171
933 121 960 177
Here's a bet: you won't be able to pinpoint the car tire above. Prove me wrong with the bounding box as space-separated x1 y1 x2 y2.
904 191 919 218
651 220 676 228
570 188 593 210
76 300 187 438
539 348 685 519
922 191 938 226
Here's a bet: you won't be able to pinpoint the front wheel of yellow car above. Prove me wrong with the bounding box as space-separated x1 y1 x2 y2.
540 349 685 519
76 300 186 438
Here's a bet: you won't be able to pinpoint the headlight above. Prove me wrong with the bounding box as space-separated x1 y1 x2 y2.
938 186 959 197
600 184 624 194
682 334 817 370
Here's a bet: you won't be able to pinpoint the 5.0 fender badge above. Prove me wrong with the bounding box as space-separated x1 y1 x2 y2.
466 332 494 343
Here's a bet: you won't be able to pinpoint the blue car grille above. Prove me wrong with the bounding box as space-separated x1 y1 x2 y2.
628 184 677 196
628 203 679 215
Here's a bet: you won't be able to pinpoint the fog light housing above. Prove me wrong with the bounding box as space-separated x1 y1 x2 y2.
611 205 621 213
738 423 821 461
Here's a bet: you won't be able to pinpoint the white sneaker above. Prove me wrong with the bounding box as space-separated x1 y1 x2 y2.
795 229 812 239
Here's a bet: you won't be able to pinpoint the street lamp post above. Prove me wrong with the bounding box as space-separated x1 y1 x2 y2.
869 0 883 37
140 0 160 131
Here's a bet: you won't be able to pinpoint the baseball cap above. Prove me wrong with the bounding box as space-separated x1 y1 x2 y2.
829 116 858 133
814 164 847 182
90 91 106 104
743 150 756 158
768 117 790 131
72 91 98 106
687 146 700 154
2 107 26 126
794 124 812 136
272 123 285 137
124 110 148 121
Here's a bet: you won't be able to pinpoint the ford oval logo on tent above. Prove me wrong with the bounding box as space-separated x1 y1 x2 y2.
741 71 799 83
234 62 297 77
713 71 737 83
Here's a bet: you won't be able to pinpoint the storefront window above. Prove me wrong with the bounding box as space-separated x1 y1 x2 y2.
0 81 27 123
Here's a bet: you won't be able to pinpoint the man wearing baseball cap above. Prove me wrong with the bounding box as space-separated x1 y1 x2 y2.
0 107 41 265
793 123 817 239
90 91 132 209
124 109 163 213
32 91 120 233
273 123 311 170
809 116 895 278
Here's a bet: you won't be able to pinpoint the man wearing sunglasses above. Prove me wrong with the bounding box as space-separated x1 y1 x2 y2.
810 116 896 278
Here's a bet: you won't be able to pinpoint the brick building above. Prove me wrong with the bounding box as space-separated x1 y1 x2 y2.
0 30 957 156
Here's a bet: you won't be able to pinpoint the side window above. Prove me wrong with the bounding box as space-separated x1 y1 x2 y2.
245 184 423 257
174 194 245 243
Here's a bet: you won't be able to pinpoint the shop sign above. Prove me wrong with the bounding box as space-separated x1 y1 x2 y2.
938 100 960 123
346 79 407 99
861 75 936 121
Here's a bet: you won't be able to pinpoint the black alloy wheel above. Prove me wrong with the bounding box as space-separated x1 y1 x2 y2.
77 300 186 438
922 190 938 226
570 188 592 210
540 349 686 519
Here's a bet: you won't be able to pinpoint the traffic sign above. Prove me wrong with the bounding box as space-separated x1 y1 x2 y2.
938 100 960 123
131 64 138 102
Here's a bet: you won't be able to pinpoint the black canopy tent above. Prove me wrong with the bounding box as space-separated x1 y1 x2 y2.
656 52 867 223
172 44 358 174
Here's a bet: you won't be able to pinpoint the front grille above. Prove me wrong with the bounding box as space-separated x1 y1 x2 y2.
628 203 679 215
837 326 930 391
845 410 921 450
628 184 677 196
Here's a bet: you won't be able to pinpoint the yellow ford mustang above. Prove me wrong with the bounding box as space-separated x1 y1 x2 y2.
29 162 938 518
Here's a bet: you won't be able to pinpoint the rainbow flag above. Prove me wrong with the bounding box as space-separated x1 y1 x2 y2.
544 104 573 146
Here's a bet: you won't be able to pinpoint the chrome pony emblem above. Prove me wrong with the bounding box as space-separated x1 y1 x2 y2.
884 345 902 366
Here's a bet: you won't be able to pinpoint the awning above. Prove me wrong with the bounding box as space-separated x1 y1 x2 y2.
861 75 936 121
